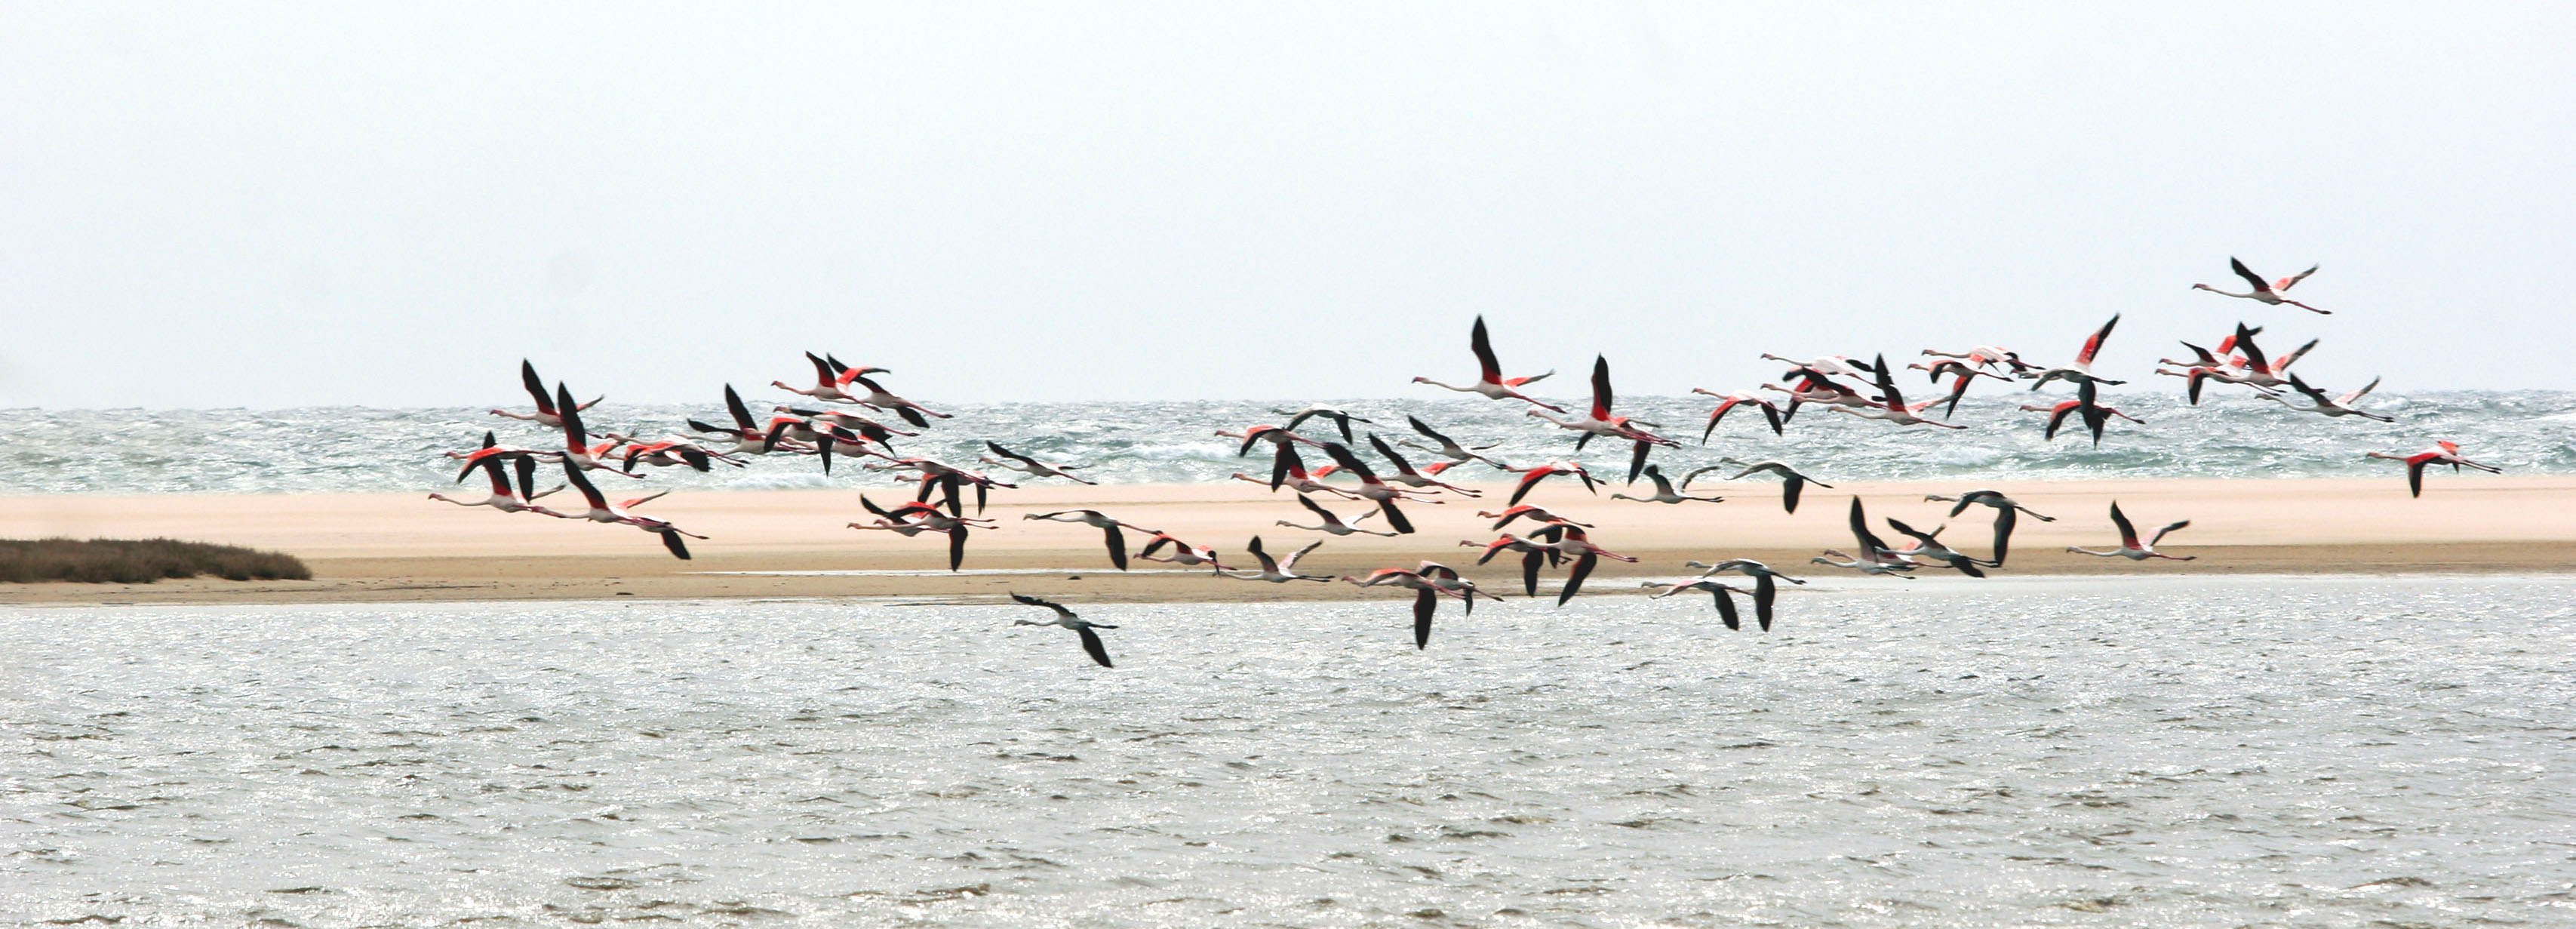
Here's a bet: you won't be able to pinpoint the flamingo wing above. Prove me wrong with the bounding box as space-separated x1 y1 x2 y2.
2075 315 2120 366
1075 626 1114 667
521 361 556 414
2276 264 2318 291
2228 257 2272 294
2108 502 2141 549
1470 315 1504 384
1588 355 1613 421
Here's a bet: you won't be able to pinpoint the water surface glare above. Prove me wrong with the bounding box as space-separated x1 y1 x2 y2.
5 576 2573 927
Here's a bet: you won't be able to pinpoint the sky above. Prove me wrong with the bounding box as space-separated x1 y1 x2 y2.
3 2 2571 410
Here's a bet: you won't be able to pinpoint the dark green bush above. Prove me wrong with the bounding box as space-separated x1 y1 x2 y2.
0 537 312 584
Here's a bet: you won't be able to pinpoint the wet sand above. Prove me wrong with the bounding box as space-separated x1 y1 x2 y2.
3 475 2571 605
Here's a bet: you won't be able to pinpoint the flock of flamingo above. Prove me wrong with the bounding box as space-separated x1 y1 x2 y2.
432 257 2499 666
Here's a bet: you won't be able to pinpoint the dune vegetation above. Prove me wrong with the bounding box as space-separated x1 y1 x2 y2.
0 537 311 584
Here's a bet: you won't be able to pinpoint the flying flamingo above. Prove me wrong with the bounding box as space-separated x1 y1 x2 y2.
1007 594 1117 668
1608 464 1723 504
1503 460 1600 506
1397 415 1511 470
1810 497 1920 577
1365 435 1482 496
1466 534 1560 598
2026 315 2126 390
2267 374 2393 423
689 385 811 456
1689 389 1785 440
1683 558 1801 628
1337 568 1468 648
773 352 878 404
1520 523 1638 605
1136 531 1229 572
2193 257 2328 314
1478 504 1593 531
1022 509 1154 570
2017 380 2144 447
2067 502 2193 560
981 441 1097 484
1319 441 1441 534
1832 355 1966 429
1276 494 1400 537
1683 458 1828 514
1643 580 1763 632
546 458 705 559
431 438 562 514
1220 536 1332 583
1274 405 1375 442
552 384 641 477
1923 490 2055 565
2365 441 2502 497
1412 315 1563 411
1881 518 1994 577
1920 346 2037 377
490 360 601 428
836 372 950 427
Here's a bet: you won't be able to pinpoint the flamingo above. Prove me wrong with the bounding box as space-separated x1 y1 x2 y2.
1810 497 1919 577
1220 536 1332 583
430 440 563 514
1337 568 1464 649
551 384 641 477
980 441 1097 484
1608 464 1724 504
1477 504 1593 531
1923 490 2055 565
1136 531 1229 572
2067 502 2193 560
1008 594 1117 668
490 360 601 428
1761 353 1878 380
1832 355 1966 429
2026 315 2126 390
2267 374 2394 423
1411 315 1564 411
1274 405 1375 443
1319 441 1440 534
2193 257 2328 314
1397 415 1510 470
1277 494 1401 537
1415 561 1503 614
1683 458 1828 514
1521 523 1638 605
1761 374 1875 421
836 372 950 427
1503 460 1600 506
1689 389 1786 440
2365 441 2501 497
1465 533 1560 598
1920 346 2037 377
1022 509 1154 571
773 352 875 404
1683 558 1801 627
1643 580 1763 632
1525 355 1677 481
546 458 705 559
2018 380 2144 447
1365 435 1482 496
1909 360 2012 417
1231 445 1360 499
854 497 993 571
1882 518 1994 577
688 385 812 456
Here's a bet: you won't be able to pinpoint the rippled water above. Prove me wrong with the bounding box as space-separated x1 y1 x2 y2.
5 390 2574 494
6 576 2572 926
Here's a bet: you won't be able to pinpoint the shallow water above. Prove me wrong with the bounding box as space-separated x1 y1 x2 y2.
7 390 2574 494
5 576 2574 927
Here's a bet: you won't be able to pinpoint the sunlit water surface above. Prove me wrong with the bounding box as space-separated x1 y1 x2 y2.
5 576 2573 927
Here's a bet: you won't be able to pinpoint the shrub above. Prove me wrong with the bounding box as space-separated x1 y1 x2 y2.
0 537 312 584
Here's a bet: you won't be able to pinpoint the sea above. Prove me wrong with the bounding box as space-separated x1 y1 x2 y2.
5 576 2573 926
2 390 2571 495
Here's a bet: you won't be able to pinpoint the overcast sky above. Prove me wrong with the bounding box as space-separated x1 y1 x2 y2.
4 2 2571 410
